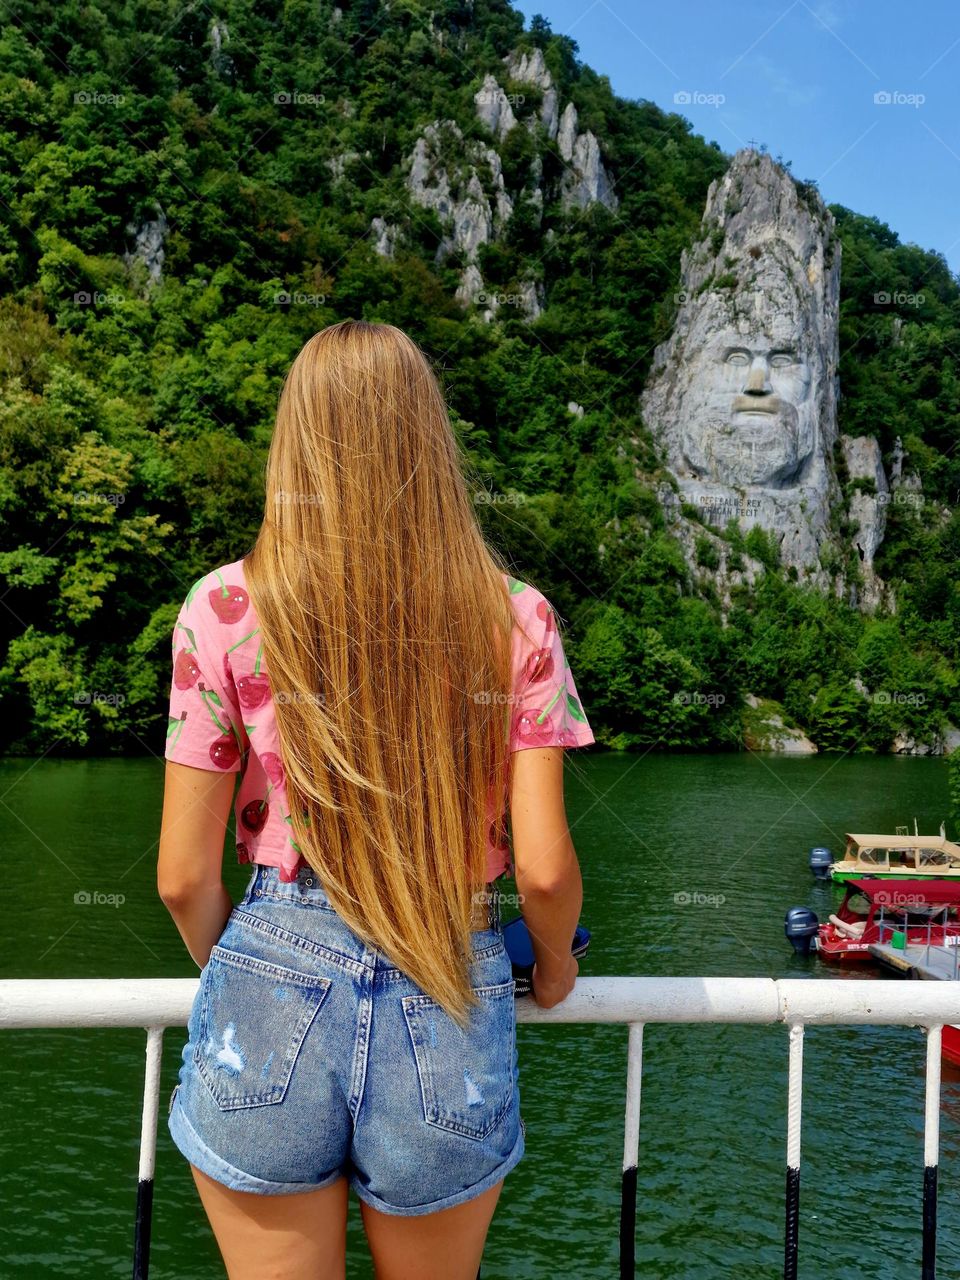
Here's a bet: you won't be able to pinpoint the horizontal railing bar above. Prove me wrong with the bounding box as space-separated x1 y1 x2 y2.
2 977 960 1029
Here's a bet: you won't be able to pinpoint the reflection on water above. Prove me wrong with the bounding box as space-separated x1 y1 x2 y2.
1 752 957 1278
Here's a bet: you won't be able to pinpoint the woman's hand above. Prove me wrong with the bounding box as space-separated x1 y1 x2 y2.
530 954 578 1009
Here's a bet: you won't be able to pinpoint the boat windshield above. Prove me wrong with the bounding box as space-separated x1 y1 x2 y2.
843 891 872 918
919 848 955 868
855 847 889 868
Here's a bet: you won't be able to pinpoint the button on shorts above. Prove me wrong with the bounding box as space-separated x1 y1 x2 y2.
167 864 525 1215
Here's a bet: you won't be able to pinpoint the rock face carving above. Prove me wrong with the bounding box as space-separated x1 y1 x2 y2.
642 149 852 586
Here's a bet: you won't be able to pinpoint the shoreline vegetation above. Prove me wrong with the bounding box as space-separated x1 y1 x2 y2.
1 2 958 779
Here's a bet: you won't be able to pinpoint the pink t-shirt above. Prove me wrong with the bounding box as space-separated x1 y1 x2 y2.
164 558 595 883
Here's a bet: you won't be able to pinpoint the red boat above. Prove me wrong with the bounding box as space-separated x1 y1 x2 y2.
817 878 960 965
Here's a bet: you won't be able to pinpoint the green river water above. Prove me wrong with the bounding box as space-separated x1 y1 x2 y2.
2 751 958 1278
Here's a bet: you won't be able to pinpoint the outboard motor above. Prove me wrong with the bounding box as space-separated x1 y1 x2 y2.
809 846 833 880
785 906 819 956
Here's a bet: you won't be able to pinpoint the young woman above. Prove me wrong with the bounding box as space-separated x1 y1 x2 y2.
157 320 595 1280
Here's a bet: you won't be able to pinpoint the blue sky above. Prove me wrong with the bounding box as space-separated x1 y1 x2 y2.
511 0 960 275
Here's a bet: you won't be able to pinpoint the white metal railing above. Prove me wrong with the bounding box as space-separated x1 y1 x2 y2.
2 977 957 1280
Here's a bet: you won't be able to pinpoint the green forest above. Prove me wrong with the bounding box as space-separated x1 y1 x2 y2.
1 0 959 763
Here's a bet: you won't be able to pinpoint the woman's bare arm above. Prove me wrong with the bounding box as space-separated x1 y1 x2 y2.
157 761 236 967
508 746 583 1008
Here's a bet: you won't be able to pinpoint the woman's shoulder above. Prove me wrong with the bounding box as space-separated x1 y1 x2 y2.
500 572 551 616
178 557 255 632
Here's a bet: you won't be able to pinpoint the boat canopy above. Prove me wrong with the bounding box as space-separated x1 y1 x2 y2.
844 834 960 855
848 878 960 906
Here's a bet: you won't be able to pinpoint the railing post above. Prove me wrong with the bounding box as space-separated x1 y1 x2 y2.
133 1026 165 1280
783 1022 804 1280
922 1023 942 1280
619 1021 644 1280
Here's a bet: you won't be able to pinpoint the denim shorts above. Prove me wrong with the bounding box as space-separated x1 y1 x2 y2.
167 863 525 1215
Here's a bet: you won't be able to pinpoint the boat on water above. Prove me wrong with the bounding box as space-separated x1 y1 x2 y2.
829 831 960 882
868 933 960 1067
814 878 960 965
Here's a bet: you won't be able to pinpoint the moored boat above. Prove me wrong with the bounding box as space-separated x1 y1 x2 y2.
815 878 960 965
830 832 960 882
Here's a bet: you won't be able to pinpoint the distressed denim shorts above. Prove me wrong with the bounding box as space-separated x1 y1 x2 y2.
167 863 525 1215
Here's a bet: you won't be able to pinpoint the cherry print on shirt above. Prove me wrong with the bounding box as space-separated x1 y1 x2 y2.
241 798 270 834
208 570 249 624
173 623 201 689
261 752 285 788
166 712 187 748
515 684 565 746
536 597 556 636
237 642 271 710
223 627 258 688
525 648 555 683
241 781 275 834
565 690 588 723
209 732 241 769
174 649 201 690
198 682 243 769
236 841 251 864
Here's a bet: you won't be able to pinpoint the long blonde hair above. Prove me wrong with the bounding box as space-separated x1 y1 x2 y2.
245 320 519 1026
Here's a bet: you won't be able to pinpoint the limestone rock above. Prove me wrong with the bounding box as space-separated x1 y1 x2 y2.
641 149 843 587
123 206 167 287
557 102 578 162
840 433 889 609
406 121 512 267
209 19 235 81
474 73 516 140
742 694 818 753
518 279 545 320
370 216 399 259
562 130 618 211
503 47 559 139
328 151 360 182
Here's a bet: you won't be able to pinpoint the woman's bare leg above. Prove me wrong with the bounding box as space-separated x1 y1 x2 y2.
359 1180 502 1280
189 1164 349 1280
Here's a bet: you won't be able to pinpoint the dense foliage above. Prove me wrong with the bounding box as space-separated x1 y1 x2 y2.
0 0 957 763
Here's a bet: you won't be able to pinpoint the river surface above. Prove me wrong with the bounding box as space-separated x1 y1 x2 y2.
2 752 958 1278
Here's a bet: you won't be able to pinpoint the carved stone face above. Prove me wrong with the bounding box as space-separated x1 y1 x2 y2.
679 328 815 487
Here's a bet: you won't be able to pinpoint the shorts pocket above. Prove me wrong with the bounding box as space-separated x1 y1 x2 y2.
194 945 331 1112
402 979 516 1141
